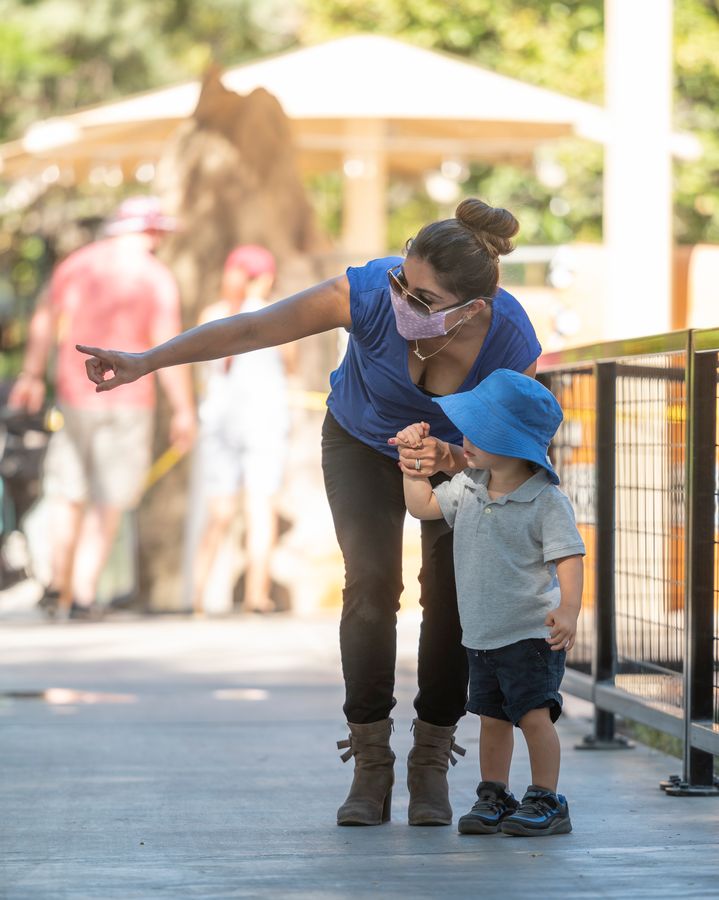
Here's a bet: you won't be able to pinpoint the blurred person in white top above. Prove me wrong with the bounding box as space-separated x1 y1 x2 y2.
192 245 292 615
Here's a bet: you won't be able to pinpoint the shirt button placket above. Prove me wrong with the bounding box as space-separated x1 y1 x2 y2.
478 503 492 535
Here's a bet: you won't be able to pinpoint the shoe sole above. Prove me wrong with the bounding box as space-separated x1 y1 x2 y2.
337 819 388 826
458 819 501 835
502 818 572 836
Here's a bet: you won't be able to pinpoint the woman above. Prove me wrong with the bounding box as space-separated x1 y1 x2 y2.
191 244 291 616
78 198 541 828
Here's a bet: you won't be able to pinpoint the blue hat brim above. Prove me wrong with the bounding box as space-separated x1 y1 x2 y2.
433 391 560 485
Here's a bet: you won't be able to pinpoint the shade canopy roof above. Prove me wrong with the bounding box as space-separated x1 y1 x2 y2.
0 33 699 183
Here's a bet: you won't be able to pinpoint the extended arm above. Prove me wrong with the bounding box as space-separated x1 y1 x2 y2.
78 275 352 393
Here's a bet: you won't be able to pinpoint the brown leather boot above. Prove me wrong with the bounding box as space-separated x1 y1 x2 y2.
407 718 466 826
336 718 395 826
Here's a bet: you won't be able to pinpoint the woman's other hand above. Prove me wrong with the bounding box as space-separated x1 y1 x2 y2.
389 423 450 477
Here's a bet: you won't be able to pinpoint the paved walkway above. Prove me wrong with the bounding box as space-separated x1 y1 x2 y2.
2 611 718 899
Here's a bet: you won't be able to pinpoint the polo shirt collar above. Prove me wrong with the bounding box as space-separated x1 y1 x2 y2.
464 468 551 504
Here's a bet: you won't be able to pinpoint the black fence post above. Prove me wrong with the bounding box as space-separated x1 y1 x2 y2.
577 361 632 750
665 343 719 795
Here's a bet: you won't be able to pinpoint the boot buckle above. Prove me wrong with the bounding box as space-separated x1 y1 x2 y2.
337 737 354 763
449 738 466 766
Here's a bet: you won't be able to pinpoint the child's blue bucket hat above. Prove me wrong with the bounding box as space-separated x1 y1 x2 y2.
432 369 563 484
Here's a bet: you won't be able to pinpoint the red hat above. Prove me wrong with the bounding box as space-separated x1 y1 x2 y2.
224 244 276 278
105 196 177 235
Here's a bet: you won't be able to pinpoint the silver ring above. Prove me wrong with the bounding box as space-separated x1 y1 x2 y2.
415 458 421 471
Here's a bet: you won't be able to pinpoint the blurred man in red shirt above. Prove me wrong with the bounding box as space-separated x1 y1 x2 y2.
10 197 196 618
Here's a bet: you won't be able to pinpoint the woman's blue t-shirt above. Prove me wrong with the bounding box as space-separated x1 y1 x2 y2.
326 256 542 457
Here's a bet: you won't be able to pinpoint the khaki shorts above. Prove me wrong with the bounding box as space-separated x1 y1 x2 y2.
43 406 154 509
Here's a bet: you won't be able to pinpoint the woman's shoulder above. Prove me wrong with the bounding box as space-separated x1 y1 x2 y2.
492 286 534 331
345 256 402 337
490 287 541 346
346 255 402 295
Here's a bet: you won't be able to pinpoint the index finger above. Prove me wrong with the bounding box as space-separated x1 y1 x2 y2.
76 344 108 359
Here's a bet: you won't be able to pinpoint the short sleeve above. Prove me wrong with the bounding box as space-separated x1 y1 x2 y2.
540 490 586 563
345 256 401 339
499 324 542 374
433 474 466 528
488 291 542 375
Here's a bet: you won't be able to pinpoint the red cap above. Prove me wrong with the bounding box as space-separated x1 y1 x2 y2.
224 245 276 279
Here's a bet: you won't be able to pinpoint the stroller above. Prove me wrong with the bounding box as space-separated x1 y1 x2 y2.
0 384 51 590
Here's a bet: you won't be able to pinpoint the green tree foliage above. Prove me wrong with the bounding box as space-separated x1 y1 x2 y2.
302 0 604 102
674 0 719 243
0 0 717 246
304 0 719 245
0 0 300 140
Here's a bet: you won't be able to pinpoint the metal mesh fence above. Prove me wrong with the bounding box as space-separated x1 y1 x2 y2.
612 353 687 712
542 368 595 674
541 332 719 771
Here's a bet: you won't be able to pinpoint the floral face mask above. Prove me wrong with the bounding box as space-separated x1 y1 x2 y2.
387 265 481 340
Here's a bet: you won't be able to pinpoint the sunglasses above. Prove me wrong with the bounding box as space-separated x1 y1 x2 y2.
387 265 491 318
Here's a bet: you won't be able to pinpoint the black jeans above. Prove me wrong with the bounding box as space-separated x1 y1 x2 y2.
321 410 468 726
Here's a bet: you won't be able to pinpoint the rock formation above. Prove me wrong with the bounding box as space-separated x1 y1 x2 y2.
139 66 332 611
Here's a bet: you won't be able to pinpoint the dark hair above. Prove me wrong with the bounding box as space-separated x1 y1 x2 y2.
407 198 519 302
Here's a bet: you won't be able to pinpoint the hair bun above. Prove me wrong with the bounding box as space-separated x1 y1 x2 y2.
455 198 519 258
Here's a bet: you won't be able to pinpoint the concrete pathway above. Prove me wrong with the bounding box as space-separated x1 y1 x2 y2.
2 612 718 899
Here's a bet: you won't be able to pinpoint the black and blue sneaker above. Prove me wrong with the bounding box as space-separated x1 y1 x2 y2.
457 781 519 834
500 785 572 836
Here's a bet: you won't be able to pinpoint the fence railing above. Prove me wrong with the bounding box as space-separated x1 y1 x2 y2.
539 328 719 796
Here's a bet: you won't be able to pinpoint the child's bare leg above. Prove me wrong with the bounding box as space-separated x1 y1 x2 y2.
479 715 514 784
518 707 560 791
458 714 517 835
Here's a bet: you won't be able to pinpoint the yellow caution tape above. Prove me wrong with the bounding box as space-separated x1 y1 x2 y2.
141 389 327 492
143 444 186 492
288 388 328 412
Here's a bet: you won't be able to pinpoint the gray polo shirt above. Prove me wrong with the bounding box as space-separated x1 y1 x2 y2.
433 468 585 650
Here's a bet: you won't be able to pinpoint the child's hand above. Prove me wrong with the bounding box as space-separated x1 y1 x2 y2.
388 422 430 449
544 606 579 651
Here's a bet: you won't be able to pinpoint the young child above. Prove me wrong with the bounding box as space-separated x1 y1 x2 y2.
394 368 585 836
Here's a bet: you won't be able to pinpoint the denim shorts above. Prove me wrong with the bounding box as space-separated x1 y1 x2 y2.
465 638 566 726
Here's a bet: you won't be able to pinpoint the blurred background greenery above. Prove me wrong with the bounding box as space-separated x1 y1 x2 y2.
1 0 717 377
